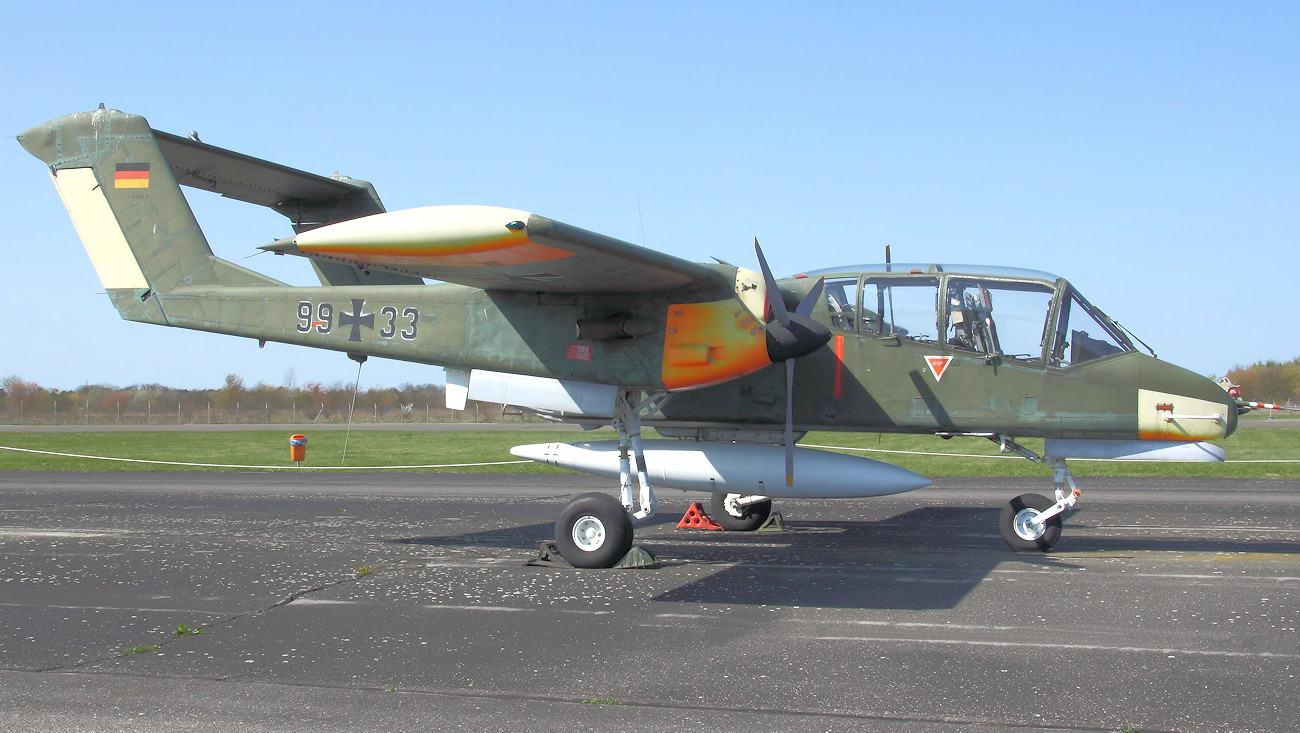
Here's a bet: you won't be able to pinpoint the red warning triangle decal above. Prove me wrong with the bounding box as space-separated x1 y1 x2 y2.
924 355 954 381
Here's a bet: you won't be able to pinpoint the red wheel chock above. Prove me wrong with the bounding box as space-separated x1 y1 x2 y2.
676 502 723 530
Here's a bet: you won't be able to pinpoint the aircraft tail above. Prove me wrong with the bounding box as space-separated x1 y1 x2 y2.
18 108 285 324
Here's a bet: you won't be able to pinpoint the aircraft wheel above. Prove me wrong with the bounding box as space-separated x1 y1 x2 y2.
999 493 1062 551
554 493 634 568
710 492 773 532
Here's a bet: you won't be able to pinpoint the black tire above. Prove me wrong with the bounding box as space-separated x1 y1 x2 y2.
554 493 634 569
999 492 1062 551
709 492 774 532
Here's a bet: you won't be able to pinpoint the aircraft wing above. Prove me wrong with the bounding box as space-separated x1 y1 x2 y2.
260 205 725 293
152 126 718 292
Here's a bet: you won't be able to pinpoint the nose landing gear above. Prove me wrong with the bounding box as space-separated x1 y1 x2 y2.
999 492 1064 551
993 435 1081 552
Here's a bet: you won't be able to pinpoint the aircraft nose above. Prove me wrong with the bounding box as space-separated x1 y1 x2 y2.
1137 358 1239 441
1222 393 1239 437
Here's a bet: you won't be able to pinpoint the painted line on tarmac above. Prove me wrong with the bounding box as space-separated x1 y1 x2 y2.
0 601 231 615
0 528 118 539
1134 573 1300 581
810 635 1300 659
1100 524 1297 533
422 604 615 616
425 604 524 613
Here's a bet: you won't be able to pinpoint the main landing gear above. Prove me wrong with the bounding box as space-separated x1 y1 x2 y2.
710 492 773 532
554 493 634 569
550 391 782 567
552 389 662 569
993 435 1080 552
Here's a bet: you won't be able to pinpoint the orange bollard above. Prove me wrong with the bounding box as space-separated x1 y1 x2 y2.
289 434 307 464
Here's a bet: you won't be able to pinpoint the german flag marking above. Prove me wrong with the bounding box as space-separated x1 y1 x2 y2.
114 162 150 189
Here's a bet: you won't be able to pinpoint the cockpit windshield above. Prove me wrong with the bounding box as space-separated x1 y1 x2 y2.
816 266 1135 367
1049 287 1133 367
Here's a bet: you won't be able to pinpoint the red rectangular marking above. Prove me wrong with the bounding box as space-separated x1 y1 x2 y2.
833 335 844 399
566 344 592 362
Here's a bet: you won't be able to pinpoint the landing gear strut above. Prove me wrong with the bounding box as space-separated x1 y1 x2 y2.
552 389 666 568
993 435 1081 552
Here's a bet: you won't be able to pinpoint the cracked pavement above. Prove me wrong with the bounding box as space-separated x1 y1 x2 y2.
0 471 1297 731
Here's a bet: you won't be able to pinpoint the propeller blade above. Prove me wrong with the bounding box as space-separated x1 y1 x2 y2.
784 358 795 487
795 276 825 319
753 240 826 489
754 238 789 326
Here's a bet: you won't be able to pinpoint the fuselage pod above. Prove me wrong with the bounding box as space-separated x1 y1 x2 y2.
510 440 931 498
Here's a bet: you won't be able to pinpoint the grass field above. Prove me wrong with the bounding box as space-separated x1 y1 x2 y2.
0 427 1296 479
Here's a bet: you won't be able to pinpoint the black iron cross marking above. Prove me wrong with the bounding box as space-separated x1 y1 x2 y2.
339 299 374 342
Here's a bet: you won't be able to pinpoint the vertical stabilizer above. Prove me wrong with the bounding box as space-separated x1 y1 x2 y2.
18 109 280 325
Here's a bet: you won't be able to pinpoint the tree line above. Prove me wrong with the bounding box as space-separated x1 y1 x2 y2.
5 357 1296 425
1224 357 1300 406
0 374 522 425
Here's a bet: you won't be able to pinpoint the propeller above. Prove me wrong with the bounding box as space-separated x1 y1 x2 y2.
754 238 831 486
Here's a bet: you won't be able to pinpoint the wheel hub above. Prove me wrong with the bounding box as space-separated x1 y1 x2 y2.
1012 508 1046 541
571 515 606 551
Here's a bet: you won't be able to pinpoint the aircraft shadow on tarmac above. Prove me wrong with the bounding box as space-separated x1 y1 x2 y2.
386 505 1299 611
388 508 1003 610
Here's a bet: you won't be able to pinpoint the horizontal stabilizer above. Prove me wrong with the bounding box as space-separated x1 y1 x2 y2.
154 130 385 232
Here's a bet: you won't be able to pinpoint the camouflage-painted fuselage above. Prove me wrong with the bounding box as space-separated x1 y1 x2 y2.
20 108 1235 446
108 274 1234 442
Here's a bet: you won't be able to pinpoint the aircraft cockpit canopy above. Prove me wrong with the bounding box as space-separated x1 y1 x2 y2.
805 264 1135 368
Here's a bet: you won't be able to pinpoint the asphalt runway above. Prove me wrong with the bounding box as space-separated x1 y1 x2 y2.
0 471 1296 732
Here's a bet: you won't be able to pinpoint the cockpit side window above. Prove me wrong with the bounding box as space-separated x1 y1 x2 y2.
945 279 1055 362
862 277 939 342
823 277 859 332
1050 289 1131 367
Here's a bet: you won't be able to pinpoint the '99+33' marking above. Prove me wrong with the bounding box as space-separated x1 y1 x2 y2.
297 300 418 342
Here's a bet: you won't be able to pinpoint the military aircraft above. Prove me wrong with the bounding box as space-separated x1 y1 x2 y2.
1217 377 1300 413
19 108 1238 568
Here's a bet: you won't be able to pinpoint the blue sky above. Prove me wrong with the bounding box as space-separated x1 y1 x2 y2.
3 1 1296 391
